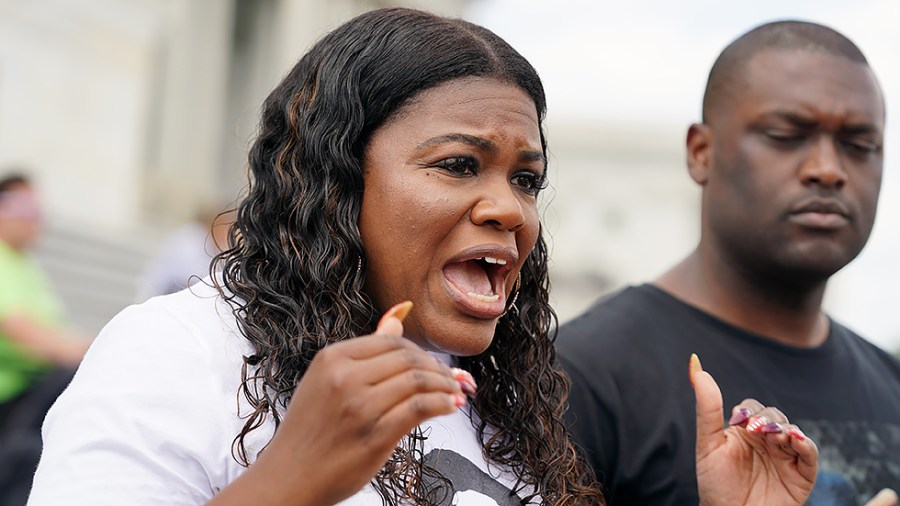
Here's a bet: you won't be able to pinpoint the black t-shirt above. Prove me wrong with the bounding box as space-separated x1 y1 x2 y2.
558 284 900 506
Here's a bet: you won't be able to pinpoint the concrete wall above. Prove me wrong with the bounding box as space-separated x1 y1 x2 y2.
0 0 470 335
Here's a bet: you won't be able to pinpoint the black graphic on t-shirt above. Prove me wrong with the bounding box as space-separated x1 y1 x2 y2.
421 448 524 505
801 420 900 505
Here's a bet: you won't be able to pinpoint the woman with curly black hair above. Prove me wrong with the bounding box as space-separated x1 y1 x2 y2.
30 8 817 505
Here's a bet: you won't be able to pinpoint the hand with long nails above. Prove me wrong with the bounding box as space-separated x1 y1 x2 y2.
690 354 819 506
211 301 472 506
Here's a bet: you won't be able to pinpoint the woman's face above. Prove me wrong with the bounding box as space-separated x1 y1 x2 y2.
359 77 544 356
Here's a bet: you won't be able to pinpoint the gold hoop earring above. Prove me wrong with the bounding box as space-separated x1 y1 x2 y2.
499 273 521 318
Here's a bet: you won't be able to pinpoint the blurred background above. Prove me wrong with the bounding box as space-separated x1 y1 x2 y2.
0 0 897 350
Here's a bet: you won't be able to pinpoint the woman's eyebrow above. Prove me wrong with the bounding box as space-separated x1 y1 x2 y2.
416 134 545 163
520 151 546 164
416 133 495 151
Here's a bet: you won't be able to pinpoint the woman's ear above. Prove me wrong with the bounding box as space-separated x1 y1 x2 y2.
686 123 712 185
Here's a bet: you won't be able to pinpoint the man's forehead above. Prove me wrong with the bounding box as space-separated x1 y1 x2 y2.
745 49 878 90
737 49 884 119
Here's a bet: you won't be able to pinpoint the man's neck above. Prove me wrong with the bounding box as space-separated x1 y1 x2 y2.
654 248 830 348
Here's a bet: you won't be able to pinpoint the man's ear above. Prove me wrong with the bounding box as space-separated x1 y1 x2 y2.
686 123 712 185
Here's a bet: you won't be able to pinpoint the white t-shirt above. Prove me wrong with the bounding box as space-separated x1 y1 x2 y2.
29 281 534 505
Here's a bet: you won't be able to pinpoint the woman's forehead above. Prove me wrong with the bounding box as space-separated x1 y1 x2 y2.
390 77 537 122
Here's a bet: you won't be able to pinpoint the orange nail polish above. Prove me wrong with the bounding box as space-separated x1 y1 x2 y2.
377 301 413 331
689 353 703 385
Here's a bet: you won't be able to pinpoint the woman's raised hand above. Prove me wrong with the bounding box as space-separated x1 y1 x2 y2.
691 354 819 506
211 302 469 506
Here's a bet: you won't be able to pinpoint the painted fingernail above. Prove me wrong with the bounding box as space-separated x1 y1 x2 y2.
377 301 413 331
451 367 478 396
788 426 806 441
458 381 476 396
688 353 702 386
760 422 784 434
746 416 769 433
451 367 476 385
451 393 467 408
729 408 752 426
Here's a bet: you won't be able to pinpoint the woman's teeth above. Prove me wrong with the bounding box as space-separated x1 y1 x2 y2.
466 257 506 302
457 256 507 302
467 292 500 303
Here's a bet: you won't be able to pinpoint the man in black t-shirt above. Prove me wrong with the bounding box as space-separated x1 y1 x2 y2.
558 21 900 506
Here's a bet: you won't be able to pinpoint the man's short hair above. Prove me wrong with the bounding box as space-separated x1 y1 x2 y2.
0 172 30 194
702 21 869 123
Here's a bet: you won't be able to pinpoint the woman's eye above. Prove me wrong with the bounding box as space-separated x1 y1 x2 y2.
435 157 479 175
512 171 547 195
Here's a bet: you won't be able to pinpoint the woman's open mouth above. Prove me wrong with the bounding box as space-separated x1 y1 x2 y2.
442 247 517 319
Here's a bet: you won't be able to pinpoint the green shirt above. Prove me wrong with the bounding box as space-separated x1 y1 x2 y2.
0 240 63 402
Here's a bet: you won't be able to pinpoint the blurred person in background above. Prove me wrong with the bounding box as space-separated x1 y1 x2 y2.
29 8 818 505
0 172 91 505
558 21 900 506
135 203 233 301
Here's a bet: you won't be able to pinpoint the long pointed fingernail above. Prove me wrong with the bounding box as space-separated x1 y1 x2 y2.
760 422 784 434
451 393 467 408
689 353 702 385
746 416 769 432
729 408 752 426
377 301 413 331
788 426 806 441
451 367 477 396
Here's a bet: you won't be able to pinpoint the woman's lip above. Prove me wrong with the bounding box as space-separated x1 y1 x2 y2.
441 275 507 319
446 244 519 266
440 244 519 319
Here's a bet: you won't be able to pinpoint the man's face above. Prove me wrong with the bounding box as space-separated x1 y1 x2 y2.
699 49 885 281
0 182 42 251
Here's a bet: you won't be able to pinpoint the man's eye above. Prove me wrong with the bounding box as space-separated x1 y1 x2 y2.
512 171 547 195
843 138 880 154
764 131 805 144
435 157 479 175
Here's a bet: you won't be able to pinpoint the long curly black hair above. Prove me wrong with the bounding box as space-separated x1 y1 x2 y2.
213 7 604 505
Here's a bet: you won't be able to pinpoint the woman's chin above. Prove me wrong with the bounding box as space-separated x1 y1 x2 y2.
414 319 498 357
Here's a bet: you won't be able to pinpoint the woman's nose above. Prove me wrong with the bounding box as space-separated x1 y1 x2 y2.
469 177 526 232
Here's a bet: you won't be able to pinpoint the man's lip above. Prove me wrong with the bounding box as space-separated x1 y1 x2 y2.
788 198 851 230
789 198 850 217
788 212 849 230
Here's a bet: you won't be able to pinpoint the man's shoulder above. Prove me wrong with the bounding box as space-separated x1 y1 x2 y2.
556 284 694 370
830 319 900 372
559 284 678 342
